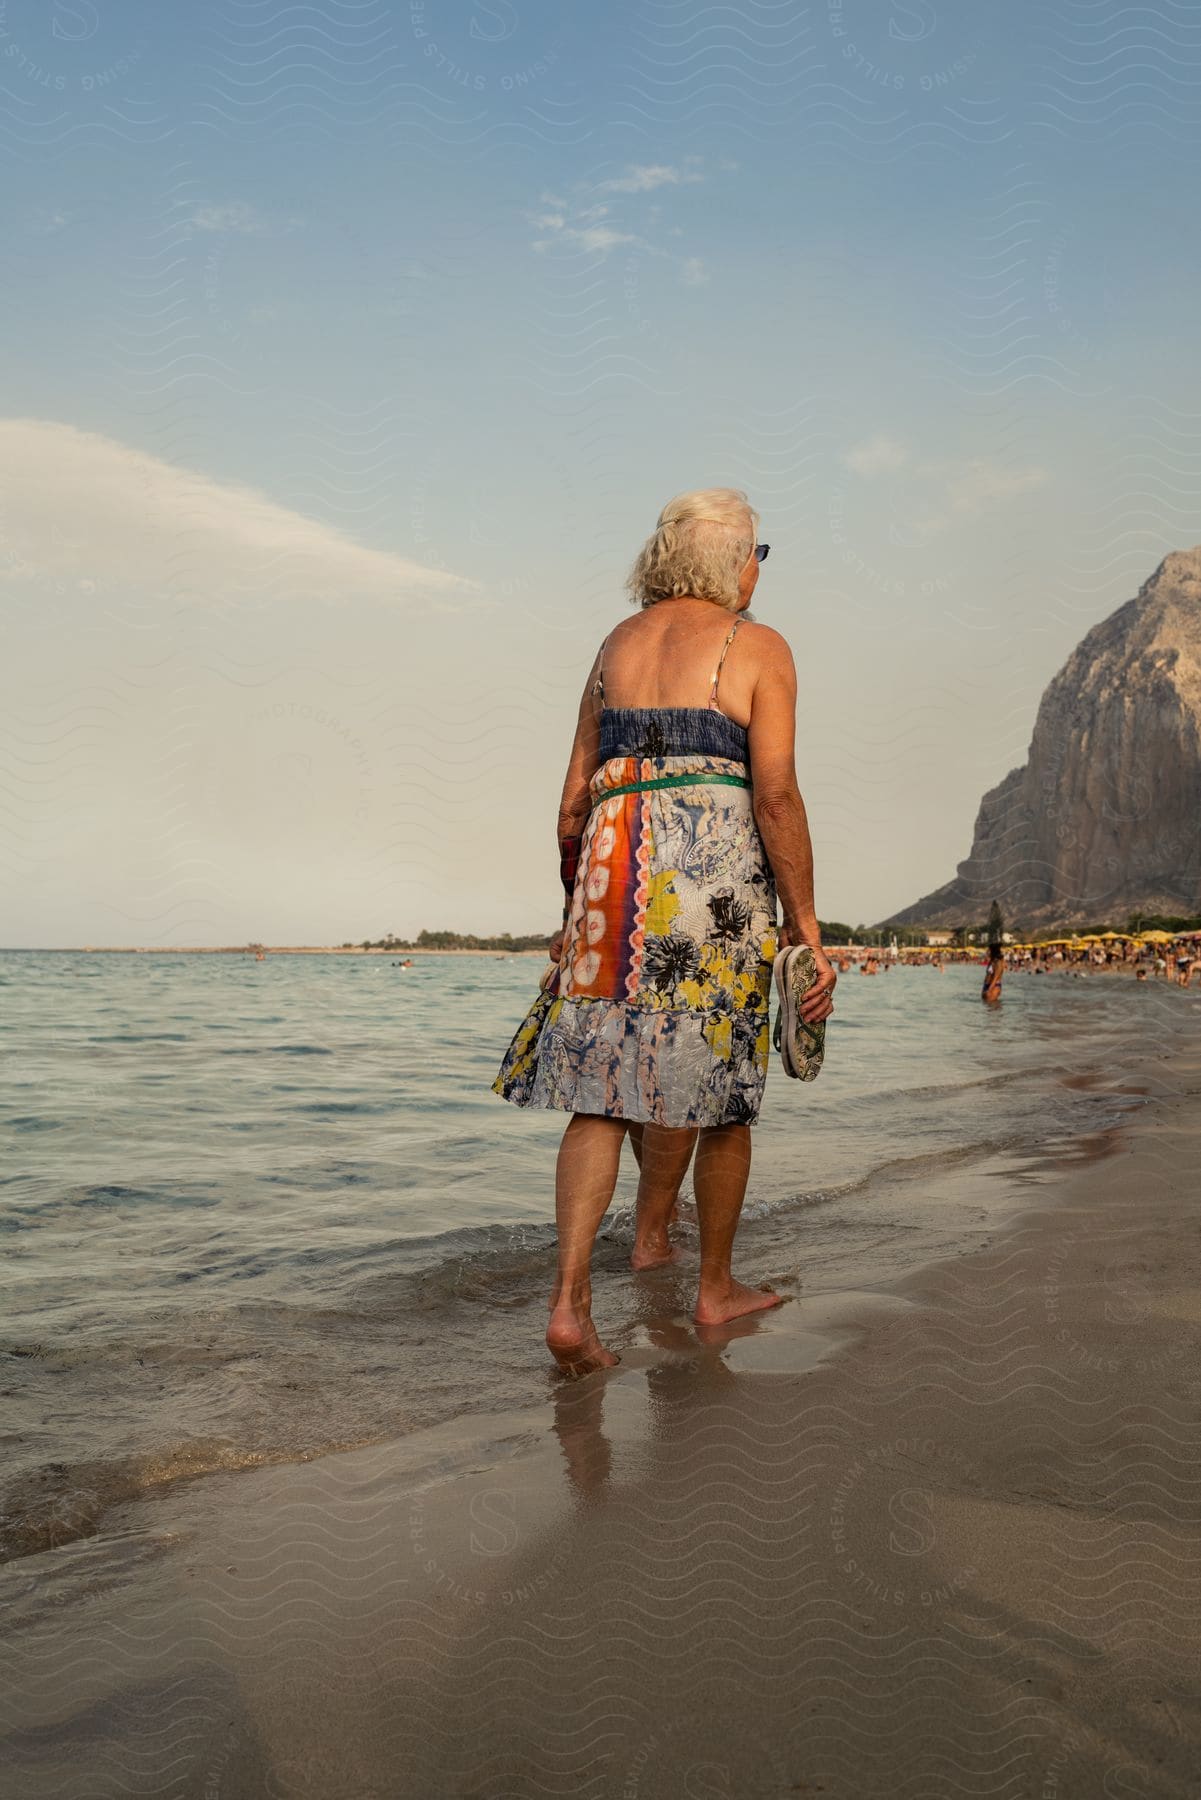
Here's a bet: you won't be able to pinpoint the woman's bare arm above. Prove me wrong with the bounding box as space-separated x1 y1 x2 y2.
746 627 836 1021
548 645 605 957
746 629 819 942
556 644 604 843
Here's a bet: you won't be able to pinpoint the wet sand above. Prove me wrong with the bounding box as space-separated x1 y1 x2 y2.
3 1055 1200 1796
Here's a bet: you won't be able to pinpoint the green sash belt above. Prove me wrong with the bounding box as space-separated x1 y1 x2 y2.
592 771 751 806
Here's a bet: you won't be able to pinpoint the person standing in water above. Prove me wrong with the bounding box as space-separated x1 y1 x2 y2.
491 488 835 1375
982 943 1004 1003
982 900 1005 1003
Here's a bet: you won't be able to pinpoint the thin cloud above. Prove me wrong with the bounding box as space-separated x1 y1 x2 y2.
529 199 644 255
531 219 644 255
841 437 1047 541
188 201 265 234
570 226 643 254
0 419 478 604
945 459 1047 514
892 461 1047 541
889 512 948 546
596 163 703 195
527 159 711 275
840 434 911 475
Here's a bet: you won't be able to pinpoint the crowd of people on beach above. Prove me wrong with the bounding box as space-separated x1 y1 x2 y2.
832 931 1201 987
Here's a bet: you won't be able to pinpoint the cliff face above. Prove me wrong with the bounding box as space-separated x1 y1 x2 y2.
887 547 1201 929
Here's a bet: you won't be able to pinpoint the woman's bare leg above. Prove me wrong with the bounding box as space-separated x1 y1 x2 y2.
546 1113 626 1375
692 1122 783 1324
629 1122 698 1269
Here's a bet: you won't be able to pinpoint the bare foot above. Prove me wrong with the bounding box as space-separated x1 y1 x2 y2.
693 1278 786 1326
546 1300 620 1377
631 1194 683 1269
630 1229 680 1271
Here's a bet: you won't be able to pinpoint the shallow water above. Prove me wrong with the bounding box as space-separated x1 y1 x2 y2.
1 950 1193 1561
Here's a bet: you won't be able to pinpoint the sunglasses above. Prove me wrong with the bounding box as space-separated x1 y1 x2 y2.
753 544 770 563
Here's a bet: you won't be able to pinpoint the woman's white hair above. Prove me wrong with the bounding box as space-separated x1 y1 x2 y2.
625 487 759 613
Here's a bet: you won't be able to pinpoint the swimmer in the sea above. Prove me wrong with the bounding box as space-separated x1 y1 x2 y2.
982 942 1004 1004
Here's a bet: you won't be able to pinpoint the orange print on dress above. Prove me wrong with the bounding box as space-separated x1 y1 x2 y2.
561 758 651 1002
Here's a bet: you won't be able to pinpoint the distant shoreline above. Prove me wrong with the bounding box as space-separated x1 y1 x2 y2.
0 946 550 956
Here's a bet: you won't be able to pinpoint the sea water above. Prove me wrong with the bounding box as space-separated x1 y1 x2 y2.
1 949 1192 1562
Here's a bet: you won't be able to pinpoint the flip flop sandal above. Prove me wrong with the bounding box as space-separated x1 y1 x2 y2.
772 945 827 1081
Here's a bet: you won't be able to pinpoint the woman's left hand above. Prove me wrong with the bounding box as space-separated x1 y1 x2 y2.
549 926 566 963
798 946 837 1023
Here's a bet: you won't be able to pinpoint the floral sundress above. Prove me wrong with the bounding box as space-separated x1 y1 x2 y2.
491 621 778 1127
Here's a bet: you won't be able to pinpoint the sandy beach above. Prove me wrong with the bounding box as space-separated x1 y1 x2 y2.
3 1036 1198 1796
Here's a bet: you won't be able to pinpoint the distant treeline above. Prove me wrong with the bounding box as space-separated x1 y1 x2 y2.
340 912 1201 956
349 922 900 952
344 931 551 953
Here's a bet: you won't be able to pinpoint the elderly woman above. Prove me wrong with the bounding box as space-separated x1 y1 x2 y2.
492 488 835 1374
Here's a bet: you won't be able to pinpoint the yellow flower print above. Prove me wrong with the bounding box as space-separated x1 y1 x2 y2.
492 993 563 1090
644 869 681 937
698 943 735 984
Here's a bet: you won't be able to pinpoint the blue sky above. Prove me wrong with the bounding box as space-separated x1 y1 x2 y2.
3 0 1200 945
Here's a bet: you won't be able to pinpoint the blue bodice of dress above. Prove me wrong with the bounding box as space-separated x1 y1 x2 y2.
598 705 749 765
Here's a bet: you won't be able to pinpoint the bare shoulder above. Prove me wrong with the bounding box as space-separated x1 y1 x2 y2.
600 612 640 655
738 619 791 653
737 620 796 685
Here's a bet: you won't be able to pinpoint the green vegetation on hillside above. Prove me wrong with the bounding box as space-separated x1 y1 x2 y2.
1125 912 1201 935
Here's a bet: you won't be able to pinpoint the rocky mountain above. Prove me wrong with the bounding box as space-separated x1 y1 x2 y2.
885 546 1201 930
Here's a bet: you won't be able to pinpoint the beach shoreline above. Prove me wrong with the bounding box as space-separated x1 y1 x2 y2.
2 946 1189 979
3 1033 1199 1794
